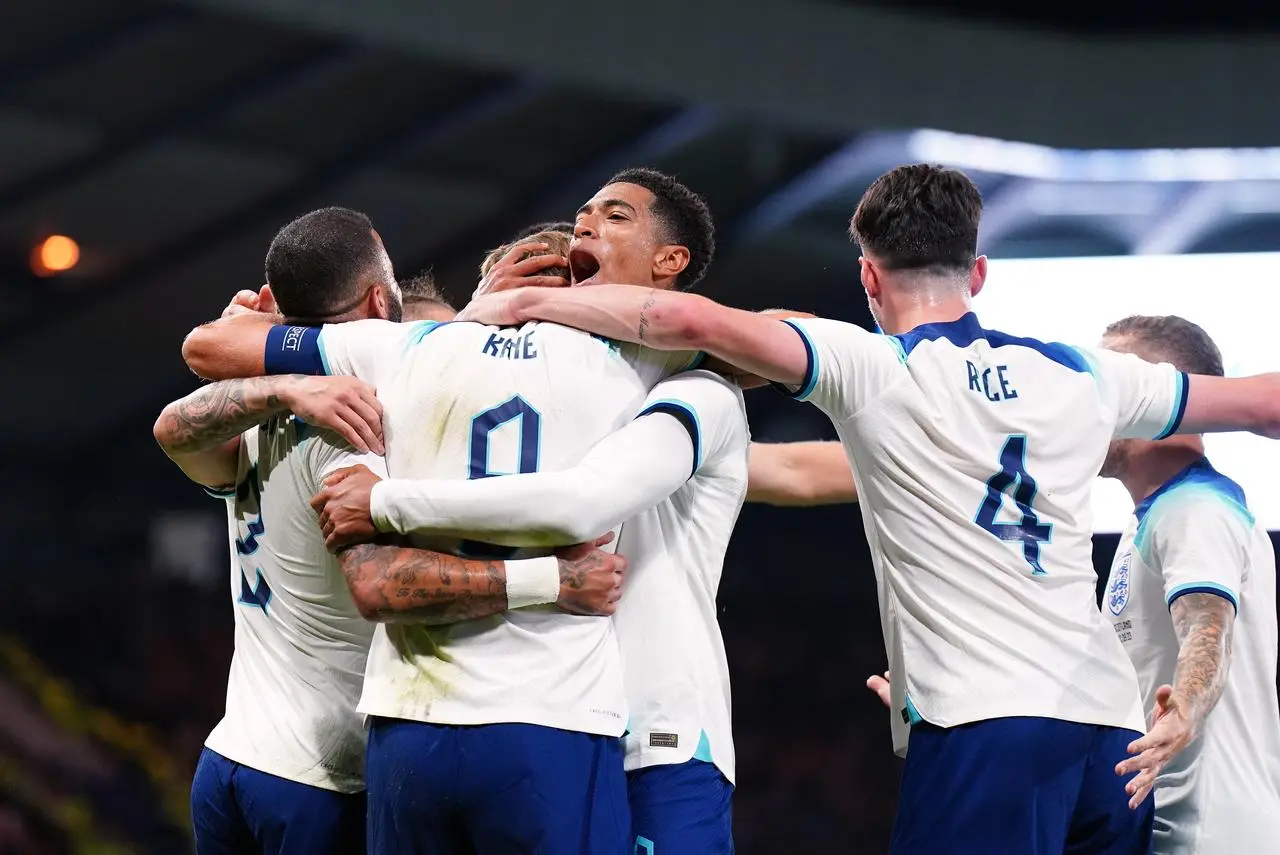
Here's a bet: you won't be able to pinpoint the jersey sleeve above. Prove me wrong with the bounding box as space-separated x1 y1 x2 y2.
307 428 390 484
203 428 255 499
774 317 901 420
1141 492 1252 614
636 369 748 474
370 410 700 548
265 319 440 387
1077 347 1188 440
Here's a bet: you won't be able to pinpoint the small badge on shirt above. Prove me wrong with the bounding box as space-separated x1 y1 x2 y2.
648 732 679 749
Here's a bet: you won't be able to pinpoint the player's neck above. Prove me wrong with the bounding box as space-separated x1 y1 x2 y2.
879 296 972 336
1121 441 1206 505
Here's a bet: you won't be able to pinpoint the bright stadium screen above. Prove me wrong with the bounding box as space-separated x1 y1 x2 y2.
979 252 1280 533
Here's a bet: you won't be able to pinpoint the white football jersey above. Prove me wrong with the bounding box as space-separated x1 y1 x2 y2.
357 370 750 782
1103 459 1280 854
308 318 695 736
205 418 384 793
613 373 749 783
783 313 1187 754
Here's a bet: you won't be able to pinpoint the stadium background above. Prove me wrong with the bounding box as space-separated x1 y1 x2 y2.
1 1 1278 852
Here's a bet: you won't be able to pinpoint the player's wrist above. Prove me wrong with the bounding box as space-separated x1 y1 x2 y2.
503 556 560 609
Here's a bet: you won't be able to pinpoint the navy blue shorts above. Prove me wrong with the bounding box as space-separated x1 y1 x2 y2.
365 718 630 855
190 747 365 855
891 717 1154 855
628 760 734 855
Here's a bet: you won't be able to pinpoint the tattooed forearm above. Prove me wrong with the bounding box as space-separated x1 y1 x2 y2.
339 542 509 625
156 376 296 452
1170 592 1236 734
637 289 658 342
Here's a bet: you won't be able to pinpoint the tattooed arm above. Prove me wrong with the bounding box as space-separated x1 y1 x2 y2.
337 538 627 623
154 375 385 490
1168 592 1236 736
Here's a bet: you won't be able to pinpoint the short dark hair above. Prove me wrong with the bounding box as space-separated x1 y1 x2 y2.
399 270 454 311
265 207 386 319
1104 315 1224 377
606 167 714 291
512 221 574 241
851 164 982 275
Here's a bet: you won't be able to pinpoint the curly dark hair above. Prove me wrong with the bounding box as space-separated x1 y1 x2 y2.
607 167 714 291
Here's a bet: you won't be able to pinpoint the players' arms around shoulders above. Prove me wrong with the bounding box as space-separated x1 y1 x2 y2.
182 308 422 386
1084 346 1280 440
1178 373 1280 438
457 285 807 385
153 374 384 490
747 441 858 506
313 370 744 550
334 535 626 623
459 284 895 419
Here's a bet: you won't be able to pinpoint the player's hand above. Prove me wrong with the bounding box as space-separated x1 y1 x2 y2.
1115 684 1193 809
472 241 569 300
554 533 626 616
456 289 527 326
311 465 383 551
866 671 892 709
221 289 262 319
220 284 278 319
280 376 385 455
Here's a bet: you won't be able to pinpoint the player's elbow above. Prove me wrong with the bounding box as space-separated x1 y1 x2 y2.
182 325 223 379
345 577 389 623
656 295 719 350
152 407 178 451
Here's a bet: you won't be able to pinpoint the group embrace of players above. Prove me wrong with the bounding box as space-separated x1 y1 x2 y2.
155 163 1280 855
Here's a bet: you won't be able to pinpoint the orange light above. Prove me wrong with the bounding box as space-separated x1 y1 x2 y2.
31 235 80 276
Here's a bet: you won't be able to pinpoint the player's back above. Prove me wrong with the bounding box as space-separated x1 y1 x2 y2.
614 373 750 785
787 312 1186 752
206 418 373 793
357 319 692 736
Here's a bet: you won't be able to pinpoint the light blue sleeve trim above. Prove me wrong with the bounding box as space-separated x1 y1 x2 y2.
1167 582 1239 614
1154 371 1189 440
203 485 236 499
317 328 333 376
636 398 702 477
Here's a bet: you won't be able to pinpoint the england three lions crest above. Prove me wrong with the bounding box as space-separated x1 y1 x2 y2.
1108 552 1132 616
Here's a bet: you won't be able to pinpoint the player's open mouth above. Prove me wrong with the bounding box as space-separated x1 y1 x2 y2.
569 248 601 286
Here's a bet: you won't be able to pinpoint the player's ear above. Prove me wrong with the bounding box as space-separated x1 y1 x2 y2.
970 256 988 298
859 257 881 301
653 245 689 282
367 282 390 320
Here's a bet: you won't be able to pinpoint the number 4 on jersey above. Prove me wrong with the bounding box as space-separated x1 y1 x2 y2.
975 435 1053 575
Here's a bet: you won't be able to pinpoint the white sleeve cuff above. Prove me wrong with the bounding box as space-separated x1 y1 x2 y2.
369 480 395 533
504 556 560 609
